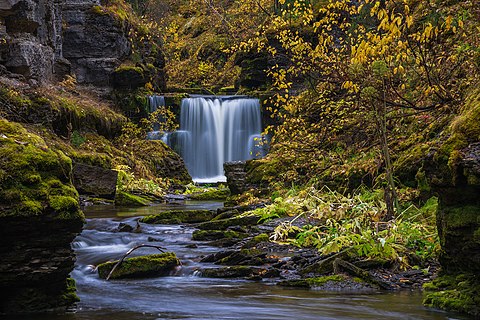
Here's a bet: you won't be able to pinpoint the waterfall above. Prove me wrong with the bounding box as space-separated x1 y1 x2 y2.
146 95 165 139
163 96 266 183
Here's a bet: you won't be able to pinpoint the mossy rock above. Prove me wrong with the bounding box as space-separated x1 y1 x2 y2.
278 275 369 291
115 191 151 206
188 188 230 200
217 248 266 266
192 229 248 241
0 119 84 221
97 252 180 279
196 215 261 230
140 209 216 224
200 266 262 278
423 273 480 317
243 233 270 247
113 65 147 90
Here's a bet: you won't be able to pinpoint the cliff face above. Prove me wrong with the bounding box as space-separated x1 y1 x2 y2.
0 0 159 88
0 0 65 84
62 0 130 86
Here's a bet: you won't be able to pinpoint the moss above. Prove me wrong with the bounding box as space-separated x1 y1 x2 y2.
97 252 180 279
279 275 348 288
49 196 81 219
140 209 216 224
423 273 480 317
188 187 230 200
61 278 80 305
444 205 479 229
197 214 261 230
200 266 253 278
0 119 83 220
114 190 151 206
243 233 270 247
192 230 248 241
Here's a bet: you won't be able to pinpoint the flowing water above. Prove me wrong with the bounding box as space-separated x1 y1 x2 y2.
151 96 266 183
8 202 470 320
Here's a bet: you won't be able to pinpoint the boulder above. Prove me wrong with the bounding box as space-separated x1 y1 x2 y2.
97 252 180 279
72 163 118 199
224 161 248 195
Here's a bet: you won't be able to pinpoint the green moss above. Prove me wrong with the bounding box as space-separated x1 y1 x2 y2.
200 266 253 278
197 214 261 230
140 209 216 224
423 273 480 317
0 119 83 221
62 278 80 305
115 190 151 206
279 275 348 288
49 196 81 219
188 187 230 200
192 230 248 241
97 252 180 279
244 233 270 247
444 205 479 228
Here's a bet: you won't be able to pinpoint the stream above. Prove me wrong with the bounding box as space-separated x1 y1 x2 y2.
14 201 470 320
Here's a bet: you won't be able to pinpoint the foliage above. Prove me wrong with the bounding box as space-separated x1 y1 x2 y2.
265 186 439 268
115 164 168 198
235 0 479 193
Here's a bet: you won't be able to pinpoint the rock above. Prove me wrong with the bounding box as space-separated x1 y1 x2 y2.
115 191 151 207
112 65 146 89
4 36 54 81
62 0 130 86
224 161 248 195
278 274 374 292
200 266 266 279
140 209 217 224
97 252 180 279
192 230 248 241
0 0 64 83
72 163 118 199
188 187 230 200
147 236 164 242
117 222 133 232
196 215 260 230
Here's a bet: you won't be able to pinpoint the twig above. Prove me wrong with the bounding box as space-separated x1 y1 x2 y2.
106 244 167 281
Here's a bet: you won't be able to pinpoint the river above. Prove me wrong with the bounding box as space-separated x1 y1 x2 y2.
12 201 470 320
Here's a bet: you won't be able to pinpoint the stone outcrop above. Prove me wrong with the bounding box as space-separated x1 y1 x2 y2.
0 216 83 314
73 163 118 199
0 0 165 89
434 142 480 273
0 0 64 83
62 0 130 86
224 161 249 195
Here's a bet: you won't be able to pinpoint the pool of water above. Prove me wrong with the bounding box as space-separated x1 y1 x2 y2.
9 202 471 320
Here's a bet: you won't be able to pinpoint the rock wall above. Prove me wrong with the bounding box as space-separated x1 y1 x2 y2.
0 217 83 314
224 161 249 195
62 0 130 86
0 0 164 88
0 0 65 84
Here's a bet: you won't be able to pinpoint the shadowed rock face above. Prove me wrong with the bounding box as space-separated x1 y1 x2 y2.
62 0 130 86
0 216 84 314
0 0 64 83
0 0 156 88
434 143 480 273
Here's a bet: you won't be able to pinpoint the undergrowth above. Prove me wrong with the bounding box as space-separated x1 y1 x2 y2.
253 185 439 269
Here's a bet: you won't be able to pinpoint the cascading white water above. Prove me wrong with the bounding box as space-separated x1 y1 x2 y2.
162 96 265 183
146 95 166 139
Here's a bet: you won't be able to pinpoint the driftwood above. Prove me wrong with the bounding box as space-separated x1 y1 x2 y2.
105 244 167 281
333 258 393 290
